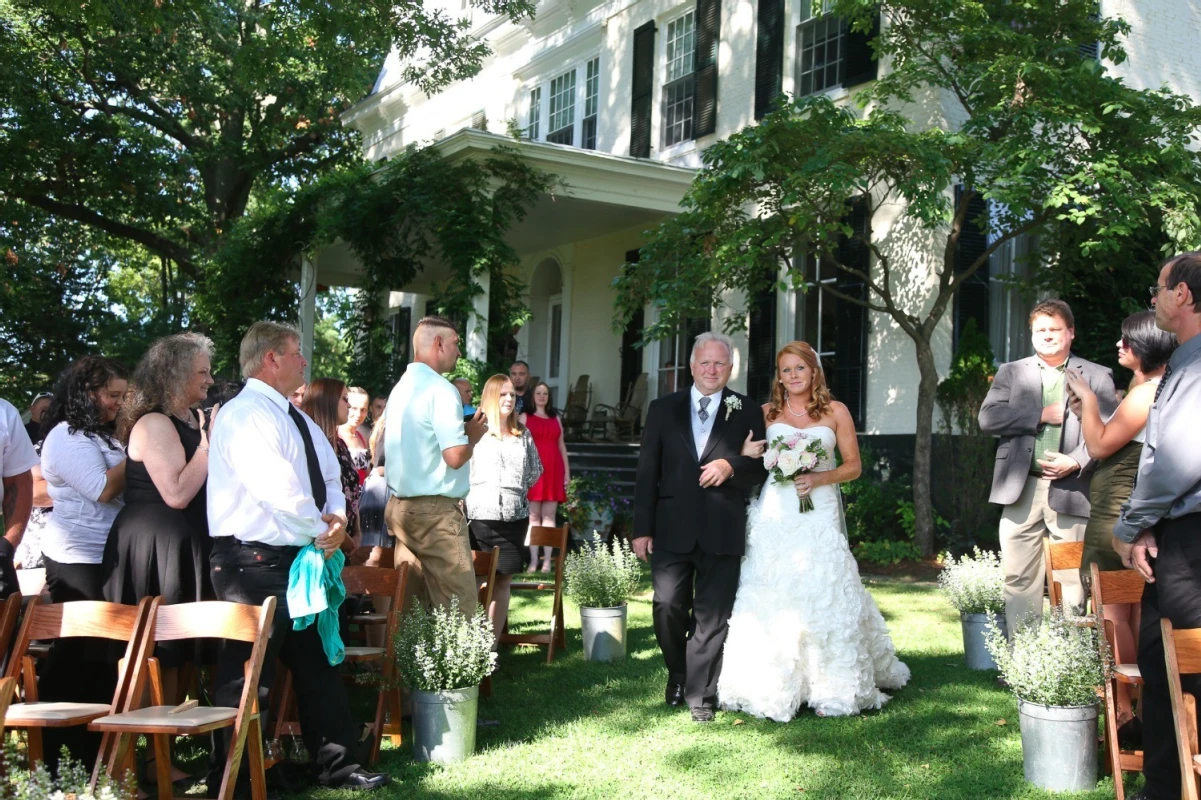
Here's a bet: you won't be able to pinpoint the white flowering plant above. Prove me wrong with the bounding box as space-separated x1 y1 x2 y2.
2 742 135 799
393 597 497 693
762 430 829 512
723 394 742 420
984 611 1109 707
563 538 642 609
937 547 1005 615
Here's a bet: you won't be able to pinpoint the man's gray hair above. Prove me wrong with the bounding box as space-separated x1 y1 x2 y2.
690 331 734 364
240 321 300 379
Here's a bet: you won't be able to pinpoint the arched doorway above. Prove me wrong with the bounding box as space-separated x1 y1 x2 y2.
527 258 564 403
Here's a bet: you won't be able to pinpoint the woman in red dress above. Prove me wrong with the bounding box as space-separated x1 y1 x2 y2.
522 382 570 572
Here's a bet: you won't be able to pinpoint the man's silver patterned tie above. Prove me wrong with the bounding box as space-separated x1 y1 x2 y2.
698 396 711 423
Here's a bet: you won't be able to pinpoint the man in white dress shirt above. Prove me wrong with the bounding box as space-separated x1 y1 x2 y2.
384 316 486 612
207 321 389 794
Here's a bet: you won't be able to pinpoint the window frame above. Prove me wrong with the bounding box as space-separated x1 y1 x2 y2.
794 0 846 99
660 6 697 149
521 51 603 149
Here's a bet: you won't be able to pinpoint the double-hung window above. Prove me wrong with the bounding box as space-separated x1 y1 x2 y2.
547 69 577 145
662 10 696 147
795 0 843 97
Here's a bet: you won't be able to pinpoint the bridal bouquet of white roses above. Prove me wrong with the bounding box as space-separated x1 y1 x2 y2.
763 431 829 513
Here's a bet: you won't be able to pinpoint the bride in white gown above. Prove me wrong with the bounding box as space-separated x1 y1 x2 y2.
718 341 910 721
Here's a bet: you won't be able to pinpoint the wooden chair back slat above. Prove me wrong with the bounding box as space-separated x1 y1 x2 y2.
528 525 569 550
150 600 268 643
342 565 400 599
1092 566 1146 608
1044 540 1085 609
1172 627 1201 675
473 549 500 613
21 600 145 642
0 592 23 660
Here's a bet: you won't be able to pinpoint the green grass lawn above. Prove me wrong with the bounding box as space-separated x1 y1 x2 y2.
308 571 1130 800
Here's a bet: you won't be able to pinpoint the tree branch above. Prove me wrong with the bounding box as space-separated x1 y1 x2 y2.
10 189 197 275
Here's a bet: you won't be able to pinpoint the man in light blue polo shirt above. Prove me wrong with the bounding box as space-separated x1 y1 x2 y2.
384 315 486 611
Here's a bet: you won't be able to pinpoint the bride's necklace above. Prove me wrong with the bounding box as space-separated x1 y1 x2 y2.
784 395 808 418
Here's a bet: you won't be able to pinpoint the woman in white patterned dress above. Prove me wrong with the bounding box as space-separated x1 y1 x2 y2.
717 341 909 721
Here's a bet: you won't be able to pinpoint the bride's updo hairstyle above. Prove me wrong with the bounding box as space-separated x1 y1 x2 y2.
766 341 834 423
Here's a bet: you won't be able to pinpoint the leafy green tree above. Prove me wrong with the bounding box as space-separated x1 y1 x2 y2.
615 0 1201 556
0 0 534 281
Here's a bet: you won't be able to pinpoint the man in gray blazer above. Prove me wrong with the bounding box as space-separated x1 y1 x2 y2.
979 299 1118 635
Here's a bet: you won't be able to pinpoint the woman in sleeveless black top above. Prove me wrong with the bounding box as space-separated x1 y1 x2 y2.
103 333 217 692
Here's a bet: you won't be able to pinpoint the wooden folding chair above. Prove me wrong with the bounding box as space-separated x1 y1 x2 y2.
503 525 568 663
473 549 500 697
1163 618 1201 800
90 598 276 800
1043 539 1085 611
3 597 152 770
1090 564 1145 799
273 564 409 765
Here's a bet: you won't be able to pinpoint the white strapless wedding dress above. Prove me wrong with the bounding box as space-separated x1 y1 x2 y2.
717 423 910 721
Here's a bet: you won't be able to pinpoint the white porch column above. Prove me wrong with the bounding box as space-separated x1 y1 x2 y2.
299 256 317 381
466 270 490 362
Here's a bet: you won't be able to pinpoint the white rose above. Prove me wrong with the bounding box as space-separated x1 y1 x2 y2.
776 450 800 476
797 451 818 471
763 449 779 469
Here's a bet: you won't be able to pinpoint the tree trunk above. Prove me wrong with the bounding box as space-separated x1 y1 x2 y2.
912 335 940 558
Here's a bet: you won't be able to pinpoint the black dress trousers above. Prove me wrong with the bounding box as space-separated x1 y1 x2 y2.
651 545 742 709
1136 513 1201 800
207 538 360 790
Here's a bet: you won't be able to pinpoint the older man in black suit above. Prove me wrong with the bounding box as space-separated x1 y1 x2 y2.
979 299 1118 635
632 332 767 723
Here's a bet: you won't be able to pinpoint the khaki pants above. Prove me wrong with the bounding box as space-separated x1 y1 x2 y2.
999 475 1088 636
385 495 477 614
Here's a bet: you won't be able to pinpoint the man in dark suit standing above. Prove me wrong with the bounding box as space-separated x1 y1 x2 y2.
632 332 767 723
979 299 1118 635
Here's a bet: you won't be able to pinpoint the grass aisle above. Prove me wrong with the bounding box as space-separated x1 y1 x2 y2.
317 572 1120 799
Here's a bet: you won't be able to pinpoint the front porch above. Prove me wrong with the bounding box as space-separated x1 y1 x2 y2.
302 129 696 418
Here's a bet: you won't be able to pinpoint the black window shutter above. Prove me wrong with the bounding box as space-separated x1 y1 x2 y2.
953 184 990 349
747 283 778 404
754 0 785 120
831 198 870 429
842 10 880 88
630 21 657 158
693 0 721 137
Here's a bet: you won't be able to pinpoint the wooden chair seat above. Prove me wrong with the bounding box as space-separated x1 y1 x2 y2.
502 526 568 663
1115 664 1143 683
342 646 386 661
6 701 114 726
91 705 238 734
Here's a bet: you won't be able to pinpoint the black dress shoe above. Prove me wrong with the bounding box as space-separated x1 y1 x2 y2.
691 707 715 723
338 770 391 791
665 682 685 707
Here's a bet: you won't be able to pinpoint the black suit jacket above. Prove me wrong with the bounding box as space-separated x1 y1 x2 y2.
634 387 767 556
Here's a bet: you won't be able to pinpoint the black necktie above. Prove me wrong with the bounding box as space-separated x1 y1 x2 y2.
288 404 327 511
1155 365 1173 403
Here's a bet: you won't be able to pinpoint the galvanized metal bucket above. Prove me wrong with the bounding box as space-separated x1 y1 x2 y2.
961 612 1005 670
1018 700 1098 792
580 604 628 662
411 685 479 764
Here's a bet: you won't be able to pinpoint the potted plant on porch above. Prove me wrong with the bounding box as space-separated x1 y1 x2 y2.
938 547 1006 669
563 538 641 662
985 613 1109 792
393 597 497 764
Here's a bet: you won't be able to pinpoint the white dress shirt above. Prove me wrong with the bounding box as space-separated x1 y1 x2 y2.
689 384 720 459
207 378 345 546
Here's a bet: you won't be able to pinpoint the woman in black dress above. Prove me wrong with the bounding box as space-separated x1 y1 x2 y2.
103 332 216 709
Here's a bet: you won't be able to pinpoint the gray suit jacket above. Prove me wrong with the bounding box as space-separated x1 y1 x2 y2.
978 354 1118 517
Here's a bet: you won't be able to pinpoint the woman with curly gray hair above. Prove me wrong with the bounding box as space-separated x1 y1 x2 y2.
102 332 216 716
